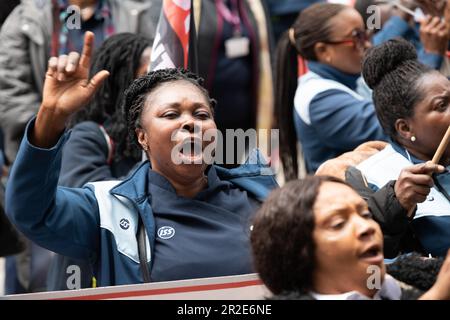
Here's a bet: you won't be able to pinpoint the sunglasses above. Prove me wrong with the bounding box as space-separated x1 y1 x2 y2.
325 29 369 49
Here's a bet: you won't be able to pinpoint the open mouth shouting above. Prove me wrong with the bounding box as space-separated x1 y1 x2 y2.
359 242 383 266
173 136 205 164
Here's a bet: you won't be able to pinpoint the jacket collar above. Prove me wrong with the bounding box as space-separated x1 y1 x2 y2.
214 148 273 178
110 161 150 203
307 61 360 91
145 165 229 197
390 140 424 165
110 149 276 203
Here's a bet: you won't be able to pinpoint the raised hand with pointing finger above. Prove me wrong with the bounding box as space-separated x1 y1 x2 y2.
32 32 109 149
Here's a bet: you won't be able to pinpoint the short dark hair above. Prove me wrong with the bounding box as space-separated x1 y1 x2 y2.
123 68 216 149
251 175 348 295
362 38 434 143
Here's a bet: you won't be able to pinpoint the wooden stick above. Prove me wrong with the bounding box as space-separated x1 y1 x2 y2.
432 125 450 164
405 126 450 218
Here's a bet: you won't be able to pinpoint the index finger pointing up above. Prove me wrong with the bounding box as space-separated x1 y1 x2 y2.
80 31 95 68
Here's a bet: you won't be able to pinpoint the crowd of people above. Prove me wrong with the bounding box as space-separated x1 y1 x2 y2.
1 0 450 300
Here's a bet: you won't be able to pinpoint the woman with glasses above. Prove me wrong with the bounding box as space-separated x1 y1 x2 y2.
275 2 387 179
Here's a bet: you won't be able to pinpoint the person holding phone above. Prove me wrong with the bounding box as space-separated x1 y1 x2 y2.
373 0 448 71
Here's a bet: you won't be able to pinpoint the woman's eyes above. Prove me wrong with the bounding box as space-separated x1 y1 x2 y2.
328 211 371 230
162 112 178 118
436 99 449 111
161 111 211 119
329 219 346 230
361 211 373 219
195 112 211 119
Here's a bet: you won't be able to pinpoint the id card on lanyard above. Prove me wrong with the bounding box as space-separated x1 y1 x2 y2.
216 0 250 59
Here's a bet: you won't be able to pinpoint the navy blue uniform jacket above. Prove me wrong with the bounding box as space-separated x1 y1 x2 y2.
6 119 278 287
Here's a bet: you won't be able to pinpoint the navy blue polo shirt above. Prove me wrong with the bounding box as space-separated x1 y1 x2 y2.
148 166 259 282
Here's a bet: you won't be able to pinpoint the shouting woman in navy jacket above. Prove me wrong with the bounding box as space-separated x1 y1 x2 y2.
46 32 152 291
5 32 278 287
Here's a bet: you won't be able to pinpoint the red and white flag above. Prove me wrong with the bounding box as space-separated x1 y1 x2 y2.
149 0 197 72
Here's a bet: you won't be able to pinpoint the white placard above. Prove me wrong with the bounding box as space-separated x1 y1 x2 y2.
1 273 271 300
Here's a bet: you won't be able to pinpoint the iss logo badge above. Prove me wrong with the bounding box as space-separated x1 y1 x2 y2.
119 218 130 230
157 226 175 239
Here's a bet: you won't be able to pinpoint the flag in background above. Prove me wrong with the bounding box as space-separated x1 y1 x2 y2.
149 0 198 72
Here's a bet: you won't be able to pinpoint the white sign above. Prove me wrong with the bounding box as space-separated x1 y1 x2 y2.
1 273 270 300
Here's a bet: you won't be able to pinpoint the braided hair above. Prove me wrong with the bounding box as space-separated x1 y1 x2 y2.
123 68 216 150
362 38 433 143
69 32 151 162
275 3 348 181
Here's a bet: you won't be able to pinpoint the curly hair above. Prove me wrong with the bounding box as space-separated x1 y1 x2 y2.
123 68 216 150
250 175 349 295
386 252 444 291
69 32 151 162
362 38 434 143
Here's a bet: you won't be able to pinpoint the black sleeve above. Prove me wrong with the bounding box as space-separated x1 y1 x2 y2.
59 122 113 188
0 182 25 257
345 166 412 258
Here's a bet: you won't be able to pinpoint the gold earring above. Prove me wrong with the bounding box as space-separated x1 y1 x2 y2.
288 28 296 46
